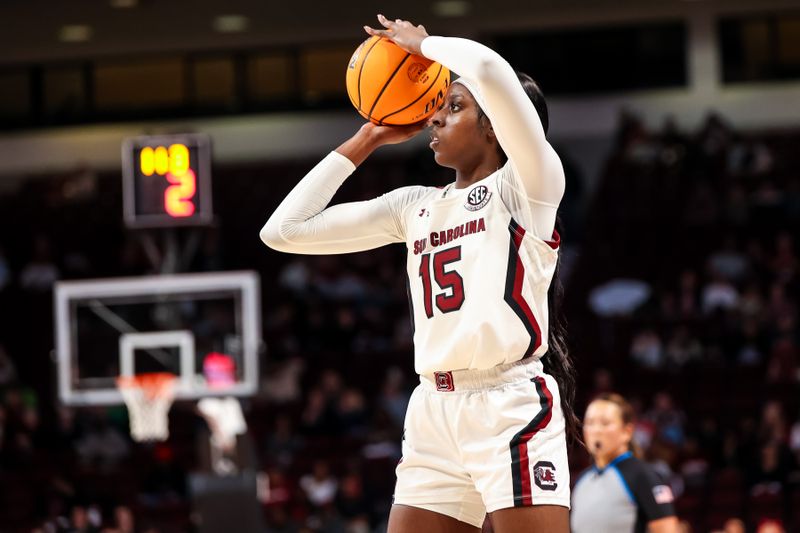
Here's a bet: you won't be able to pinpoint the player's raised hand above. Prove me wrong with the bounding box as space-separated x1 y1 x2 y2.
359 120 428 146
364 14 428 55
335 121 427 167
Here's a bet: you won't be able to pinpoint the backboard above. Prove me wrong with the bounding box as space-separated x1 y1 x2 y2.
54 271 261 406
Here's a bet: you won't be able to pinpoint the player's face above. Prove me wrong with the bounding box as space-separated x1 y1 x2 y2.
583 400 634 463
427 84 493 170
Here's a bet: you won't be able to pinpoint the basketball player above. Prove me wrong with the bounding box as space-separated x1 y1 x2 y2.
261 15 577 533
572 394 679 533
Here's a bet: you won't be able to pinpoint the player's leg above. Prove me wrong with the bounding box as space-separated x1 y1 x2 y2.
489 504 569 533
388 504 481 533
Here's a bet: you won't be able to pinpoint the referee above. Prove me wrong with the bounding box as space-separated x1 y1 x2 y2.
571 393 679 533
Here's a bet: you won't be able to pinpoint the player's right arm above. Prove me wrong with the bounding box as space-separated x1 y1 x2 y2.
260 122 426 255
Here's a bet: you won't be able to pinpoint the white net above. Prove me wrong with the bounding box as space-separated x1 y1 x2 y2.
117 373 177 442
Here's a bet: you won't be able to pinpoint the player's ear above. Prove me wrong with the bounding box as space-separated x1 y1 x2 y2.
480 116 496 142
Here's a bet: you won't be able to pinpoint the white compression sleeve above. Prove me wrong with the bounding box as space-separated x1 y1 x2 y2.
421 36 564 239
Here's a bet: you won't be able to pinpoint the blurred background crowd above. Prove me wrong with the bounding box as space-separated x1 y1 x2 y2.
1 1 799 532
0 109 798 532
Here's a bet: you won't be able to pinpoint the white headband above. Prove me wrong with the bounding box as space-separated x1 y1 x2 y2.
452 77 488 114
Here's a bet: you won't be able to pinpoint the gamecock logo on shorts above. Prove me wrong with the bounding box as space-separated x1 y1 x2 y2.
533 461 558 491
465 185 491 211
434 371 455 392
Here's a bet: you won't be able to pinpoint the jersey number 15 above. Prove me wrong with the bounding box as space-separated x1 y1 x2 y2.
418 246 465 318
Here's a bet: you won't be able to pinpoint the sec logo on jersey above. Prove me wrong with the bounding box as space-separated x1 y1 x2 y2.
465 185 491 211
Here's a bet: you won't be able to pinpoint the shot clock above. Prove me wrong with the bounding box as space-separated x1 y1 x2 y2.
122 134 213 228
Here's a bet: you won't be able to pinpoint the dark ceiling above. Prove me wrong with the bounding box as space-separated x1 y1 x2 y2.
1 0 666 65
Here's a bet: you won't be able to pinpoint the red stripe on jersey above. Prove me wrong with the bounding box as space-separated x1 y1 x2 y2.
506 220 543 356
545 230 561 250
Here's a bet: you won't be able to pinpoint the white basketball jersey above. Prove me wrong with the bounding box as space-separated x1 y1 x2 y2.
403 168 559 375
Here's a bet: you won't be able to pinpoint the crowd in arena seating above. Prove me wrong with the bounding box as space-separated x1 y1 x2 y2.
0 110 797 532
569 111 800 533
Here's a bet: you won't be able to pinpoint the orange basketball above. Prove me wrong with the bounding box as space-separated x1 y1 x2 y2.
346 36 451 126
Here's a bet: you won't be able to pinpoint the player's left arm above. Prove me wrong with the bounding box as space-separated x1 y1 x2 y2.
366 15 565 207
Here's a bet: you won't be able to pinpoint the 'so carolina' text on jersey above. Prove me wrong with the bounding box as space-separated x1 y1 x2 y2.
413 217 487 255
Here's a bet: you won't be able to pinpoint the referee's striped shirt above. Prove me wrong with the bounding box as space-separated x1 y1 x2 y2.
571 452 676 533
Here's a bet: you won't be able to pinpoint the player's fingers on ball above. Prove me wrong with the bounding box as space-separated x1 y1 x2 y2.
418 24 426 32
377 14 392 28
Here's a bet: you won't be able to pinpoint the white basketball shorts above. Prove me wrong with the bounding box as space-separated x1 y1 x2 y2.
393 358 570 528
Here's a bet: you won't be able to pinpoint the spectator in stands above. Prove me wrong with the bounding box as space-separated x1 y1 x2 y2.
258 465 293 508
664 326 703 370
378 366 410 428
707 235 749 283
262 355 305 404
732 318 766 366
766 282 795 325
696 112 732 157
336 387 368 438
19 234 60 291
726 135 774 179
676 269 701 319
645 392 687 447
701 269 740 315
630 328 665 369
722 518 745 533
300 459 338 508
759 401 789 447
629 397 656 454
680 437 710 490
300 386 336 436
74 412 130 469
102 505 135 533
263 413 304 468
319 369 344 404
335 471 371 532
756 519 786 533
747 441 789 495
766 322 798 383
262 505 299 533
69 504 102 532
278 257 311 293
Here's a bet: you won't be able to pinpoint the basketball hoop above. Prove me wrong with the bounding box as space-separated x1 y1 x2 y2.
116 372 177 442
